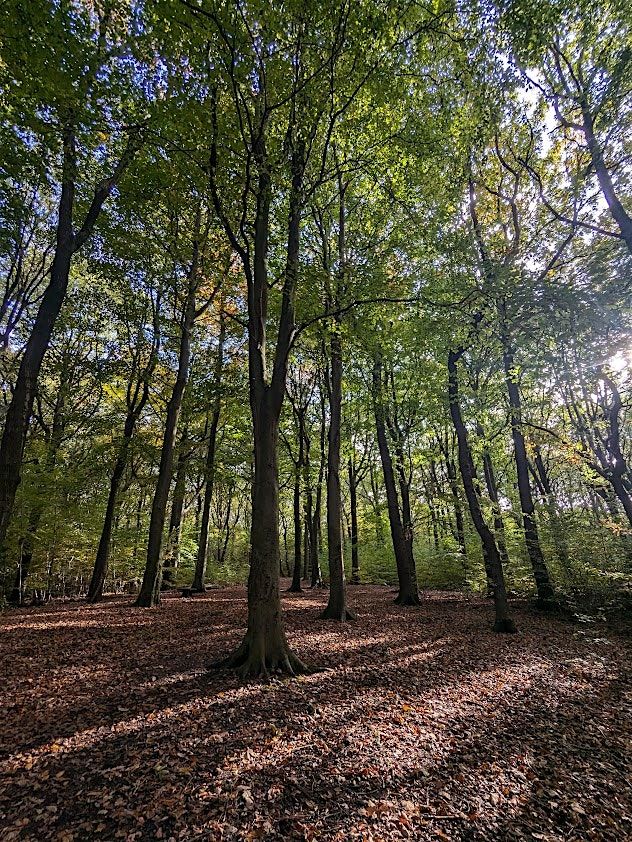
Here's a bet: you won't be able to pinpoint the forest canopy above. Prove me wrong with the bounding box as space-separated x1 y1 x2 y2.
0 0 631 675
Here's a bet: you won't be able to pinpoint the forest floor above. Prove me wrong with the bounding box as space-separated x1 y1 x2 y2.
0 583 631 842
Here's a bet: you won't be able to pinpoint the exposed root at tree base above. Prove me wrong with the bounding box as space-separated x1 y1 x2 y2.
493 618 518 633
320 606 357 621
394 593 421 606
209 637 310 680
286 585 303 593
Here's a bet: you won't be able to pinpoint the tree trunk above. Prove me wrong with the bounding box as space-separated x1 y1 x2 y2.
582 107 632 254
533 447 571 574
0 125 138 550
136 277 197 606
288 462 303 592
448 351 516 632
288 412 305 593
322 329 353 619
446 455 467 558
163 432 189 589
477 425 510 580
211 126 307 676
348 458 360 584
0 202 73 548
372 354 419 605
214 394 306 676
87 437 130 602
502 340 556 607
191 318 225 592
310 388 326 588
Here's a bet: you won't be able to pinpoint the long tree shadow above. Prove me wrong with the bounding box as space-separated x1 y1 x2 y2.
1 585 630 840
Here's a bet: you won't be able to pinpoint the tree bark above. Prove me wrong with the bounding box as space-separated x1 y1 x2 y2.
321 327 353 619
136 247 199 607
502 338 556 606
448 350 516 632
288 452 303 592
0 124 139 550
87 435 130 602
191 319 225 593
348 457 360 583
162 430 189 589
310 383 326 587
372 354 420 605
210 122 308 676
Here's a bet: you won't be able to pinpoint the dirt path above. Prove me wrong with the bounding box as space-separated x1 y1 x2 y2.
1 584 630 840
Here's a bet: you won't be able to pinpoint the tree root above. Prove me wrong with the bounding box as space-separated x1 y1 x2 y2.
394 592 421 606
286 584 303 593
320 605 357 621
210 635 310 680
493 618 518 633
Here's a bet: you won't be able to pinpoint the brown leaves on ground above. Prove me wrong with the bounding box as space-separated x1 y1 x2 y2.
1 584 631 841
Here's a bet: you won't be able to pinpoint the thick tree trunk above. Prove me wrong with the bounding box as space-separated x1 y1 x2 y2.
448 351 516 632
214 396 306 677
372 355 419 605
348 458 360 584
322 330 353 620
502 341 556 606
212 127 307 676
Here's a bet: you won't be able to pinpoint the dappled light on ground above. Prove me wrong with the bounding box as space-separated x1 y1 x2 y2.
1 584 630 840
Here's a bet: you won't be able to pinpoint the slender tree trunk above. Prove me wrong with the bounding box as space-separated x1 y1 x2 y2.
302 433 312 582
373 354 419 605
348 458 360 584
8 375 67 605
502 339 556 606
322 328 352 619
87 439 130 602
288 460 303 592
310 389 326 587
136 279 197 606
0 159 74 549
582 108 632 254
394 442 419 587
10 507 41 606
477 426 510 572
446 456 467 558
288 413 304 593
163 432 189 589
533 447 571 574
448 351 516 632
191 318 225 592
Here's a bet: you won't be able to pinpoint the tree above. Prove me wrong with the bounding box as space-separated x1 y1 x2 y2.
0 1 150 548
